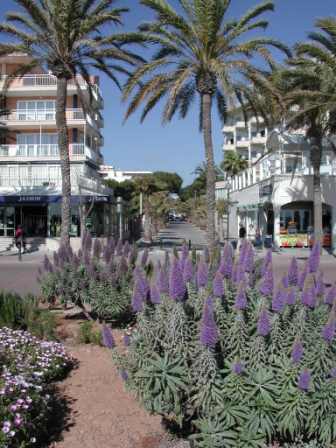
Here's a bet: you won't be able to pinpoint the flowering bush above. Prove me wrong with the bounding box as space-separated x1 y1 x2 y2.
0 327 72 447
113 242 336 447
39 234 138 322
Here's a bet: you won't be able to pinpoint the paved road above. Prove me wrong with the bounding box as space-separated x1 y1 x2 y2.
0 252 43 296
155 222 207 247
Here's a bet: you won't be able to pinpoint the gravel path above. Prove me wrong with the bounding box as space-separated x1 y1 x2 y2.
51 343 164 448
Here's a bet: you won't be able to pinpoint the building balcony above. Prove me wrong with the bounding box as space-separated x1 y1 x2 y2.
2 108 101 132
228 150 336 193
223 143 235 151
0 143 102 164
0 74 103 105
251 135 266 145
236 139 249 148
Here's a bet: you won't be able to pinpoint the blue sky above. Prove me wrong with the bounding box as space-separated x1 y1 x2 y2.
0 0 335 184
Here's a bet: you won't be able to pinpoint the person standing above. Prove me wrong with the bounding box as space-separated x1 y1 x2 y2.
15 225 26 253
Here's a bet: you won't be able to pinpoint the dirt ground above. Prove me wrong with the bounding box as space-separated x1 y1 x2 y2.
48 320 166 448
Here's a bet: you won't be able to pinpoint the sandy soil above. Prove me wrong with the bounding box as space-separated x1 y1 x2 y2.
47 321 165 448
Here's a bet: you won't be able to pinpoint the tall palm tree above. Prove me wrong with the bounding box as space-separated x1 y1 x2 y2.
221 150 248 177
123 0 290 255
0 0 142 245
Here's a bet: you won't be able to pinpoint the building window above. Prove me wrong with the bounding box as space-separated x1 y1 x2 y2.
16 100 56 120
17 133 58 157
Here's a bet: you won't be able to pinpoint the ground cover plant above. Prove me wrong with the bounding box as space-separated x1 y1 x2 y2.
112 242 336 447
0 327 72 447
39 234 139 323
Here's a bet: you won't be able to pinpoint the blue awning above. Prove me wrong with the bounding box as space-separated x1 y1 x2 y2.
0 195 113 205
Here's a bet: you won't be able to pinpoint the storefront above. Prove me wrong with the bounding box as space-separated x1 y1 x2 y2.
0 194 113 238
279 202 332 248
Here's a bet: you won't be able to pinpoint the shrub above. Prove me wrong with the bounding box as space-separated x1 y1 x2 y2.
39 235 138 322
78 321 102 345
113 242 336 447
0 327 72 447
0 292 57 340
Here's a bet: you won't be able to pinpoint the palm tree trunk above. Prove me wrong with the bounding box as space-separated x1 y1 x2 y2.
311 139 323 247
201 93 216 255
56 77 71 246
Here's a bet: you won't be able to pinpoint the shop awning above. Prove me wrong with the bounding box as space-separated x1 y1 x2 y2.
0 195 113 205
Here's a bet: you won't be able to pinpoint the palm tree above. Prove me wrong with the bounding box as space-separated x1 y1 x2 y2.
123 0 290 255
221 150 248 177
0 0 142 245
133 174 159 243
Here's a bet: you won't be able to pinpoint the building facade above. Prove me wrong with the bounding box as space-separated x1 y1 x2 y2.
0 54 114 239
99 165 153 182
218 111 336 250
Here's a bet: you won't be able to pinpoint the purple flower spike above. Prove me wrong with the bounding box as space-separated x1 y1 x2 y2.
197 261 209 288
157 268 169 294
123 334 131 347
301 286 316 309
325 285 336 306
287 288 297 305
308 242 321 273
259 263 274 297
272 288 286 313
150 282 161 304
232 361 244 375
102 325 115 349
234 282 247 310
169 258 186 301
322 316 336 344
298 262 308 290
257 308 271 337
183 258 194 283
120 370 128 381
282 276 289 289
219 244 233 279
131 282 144 313
288 257 299 286
244 245 255 273
298 369 311 392
330 367 336 378
200 297 219 349
315 271 325 297
291 339 304 364
213 271 224 297
261 249 272 276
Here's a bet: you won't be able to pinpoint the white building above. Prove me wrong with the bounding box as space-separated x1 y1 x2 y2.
99 165 152 182
217 111 336 250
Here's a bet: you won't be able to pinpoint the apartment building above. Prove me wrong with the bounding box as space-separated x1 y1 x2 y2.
217 109 336 250
99 165 153 182
0 54 113 239
223 111 268 165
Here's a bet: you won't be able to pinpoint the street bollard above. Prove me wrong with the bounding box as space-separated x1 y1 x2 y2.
188 239 191 250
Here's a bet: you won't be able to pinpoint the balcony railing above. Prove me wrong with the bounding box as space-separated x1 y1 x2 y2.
229 150 336 192
0 143 101 163
3 108 85 122
0 74 102 100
